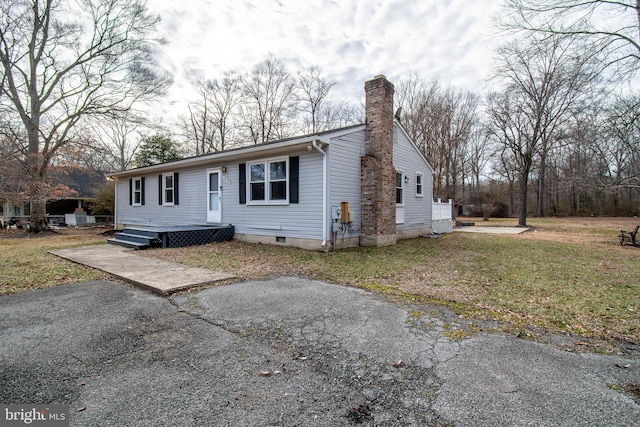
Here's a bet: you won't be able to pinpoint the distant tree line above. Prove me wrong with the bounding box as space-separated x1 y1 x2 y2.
394 0 640 223
2 0 638 232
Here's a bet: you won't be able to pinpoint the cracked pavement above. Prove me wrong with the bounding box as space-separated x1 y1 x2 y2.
1 278 639 426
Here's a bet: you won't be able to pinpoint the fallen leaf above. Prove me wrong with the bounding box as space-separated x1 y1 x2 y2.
259 371 271 376
393 359 403 367
77 406 87 412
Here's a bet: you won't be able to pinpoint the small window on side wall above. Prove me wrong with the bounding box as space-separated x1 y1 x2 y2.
416 173 424 197
159 172 179 206
163 173 174 205
396 171 404 205
132 177 143 206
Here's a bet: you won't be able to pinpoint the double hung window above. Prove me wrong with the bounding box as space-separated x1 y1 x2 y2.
248 158 288 204
396 171 404 205
132 177 142 206
163 173 175 205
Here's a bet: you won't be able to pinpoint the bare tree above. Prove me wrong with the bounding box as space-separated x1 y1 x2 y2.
395 73 438 154
463 122 493 201
493 146 520 216
596 96 640 192
501 0 640 79
183 92 217 156
240 56 297 144
487 35 597 225
0 0 171 231
206 73 243 151
0 134 76 208
315 100 363 130
182 73 243 155
297 66 336 134
86 113 149 171
396 75 479 201
175 59 361 151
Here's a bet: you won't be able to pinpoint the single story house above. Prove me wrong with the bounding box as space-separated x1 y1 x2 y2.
1 169 106 228
109 75 447 250
0 201 31 228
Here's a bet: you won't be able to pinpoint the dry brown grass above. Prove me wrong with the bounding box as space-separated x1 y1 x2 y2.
472 216 637 247
0 226 112 295
139 217 640 347
2 218 639 349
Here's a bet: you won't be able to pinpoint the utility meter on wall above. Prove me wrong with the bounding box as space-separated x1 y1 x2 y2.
331 206 341 221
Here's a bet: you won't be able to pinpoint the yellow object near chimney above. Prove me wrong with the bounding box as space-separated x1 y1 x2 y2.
340 201 349 223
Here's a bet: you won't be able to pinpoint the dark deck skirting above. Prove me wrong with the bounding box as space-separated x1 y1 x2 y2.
108 225 234 250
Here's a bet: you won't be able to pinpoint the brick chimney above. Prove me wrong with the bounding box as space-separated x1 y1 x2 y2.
360 75 396 247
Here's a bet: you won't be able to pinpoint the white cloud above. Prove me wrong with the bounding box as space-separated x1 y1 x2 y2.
149 0 503 114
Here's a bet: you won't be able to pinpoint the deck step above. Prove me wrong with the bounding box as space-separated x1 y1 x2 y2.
122 227 161 239
113 232 155 245
107 238 149 250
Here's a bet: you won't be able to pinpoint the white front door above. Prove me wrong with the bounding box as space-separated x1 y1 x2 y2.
207 169 222 223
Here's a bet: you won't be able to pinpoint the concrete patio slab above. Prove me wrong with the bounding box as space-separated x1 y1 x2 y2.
50 245 234 294
454 226 529 234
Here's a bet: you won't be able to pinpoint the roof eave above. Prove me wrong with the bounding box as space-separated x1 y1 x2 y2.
107 134 331 179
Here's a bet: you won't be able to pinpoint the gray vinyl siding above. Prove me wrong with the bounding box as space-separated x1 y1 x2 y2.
116 167 213 227
223 152 324 240
393 126 433 231
116 152 325 241
327 130 365 238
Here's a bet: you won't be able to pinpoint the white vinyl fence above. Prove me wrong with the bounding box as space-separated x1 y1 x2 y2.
432 198 453 233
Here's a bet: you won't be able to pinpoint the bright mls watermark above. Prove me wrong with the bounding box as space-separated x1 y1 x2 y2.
1 405 69 426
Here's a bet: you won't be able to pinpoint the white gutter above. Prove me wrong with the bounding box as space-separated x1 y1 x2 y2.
312 140 328 247
108 133 327 178
112 178 117 230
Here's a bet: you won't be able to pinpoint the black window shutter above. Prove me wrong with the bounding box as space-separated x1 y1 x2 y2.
290 156 299 204
141 177 145 205
239 163 246 204
158 175 163 205
174 172 179 205
129 179 132 205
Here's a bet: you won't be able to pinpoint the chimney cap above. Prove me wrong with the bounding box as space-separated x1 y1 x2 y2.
373 74 387 80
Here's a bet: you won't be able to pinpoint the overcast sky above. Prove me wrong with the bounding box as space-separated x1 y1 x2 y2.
148 0 504 113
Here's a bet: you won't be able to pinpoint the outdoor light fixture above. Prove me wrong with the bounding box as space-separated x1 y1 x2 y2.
221 166 227 173
404 176 410 183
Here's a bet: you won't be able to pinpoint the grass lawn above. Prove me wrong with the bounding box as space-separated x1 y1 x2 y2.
1 218 638 348
144 217 639 346
0 228 109 295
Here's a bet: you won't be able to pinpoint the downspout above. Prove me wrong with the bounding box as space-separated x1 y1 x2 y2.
312 140 327 247
112 178 117 231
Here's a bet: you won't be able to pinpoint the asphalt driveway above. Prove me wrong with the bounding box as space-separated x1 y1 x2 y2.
1 279 639 426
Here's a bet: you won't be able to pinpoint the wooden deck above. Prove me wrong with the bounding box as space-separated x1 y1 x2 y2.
108 224 234 250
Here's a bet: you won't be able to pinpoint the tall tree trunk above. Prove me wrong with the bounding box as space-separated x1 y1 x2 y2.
518 169 530 226
26 162 49 233
509 180 515 216
26 121 50 233
537 152 547 217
